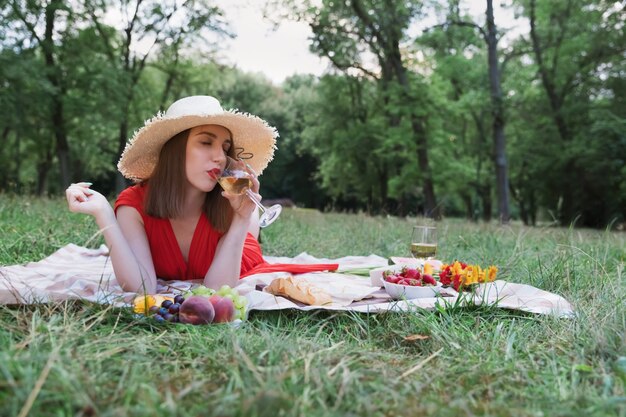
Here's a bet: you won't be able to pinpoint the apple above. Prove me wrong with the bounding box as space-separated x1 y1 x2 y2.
179 295 215 325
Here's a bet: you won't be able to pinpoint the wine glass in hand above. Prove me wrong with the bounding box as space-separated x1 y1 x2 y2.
218 157 282 228
410 225 437 260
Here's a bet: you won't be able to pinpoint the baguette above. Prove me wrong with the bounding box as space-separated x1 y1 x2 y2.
265 276 332 306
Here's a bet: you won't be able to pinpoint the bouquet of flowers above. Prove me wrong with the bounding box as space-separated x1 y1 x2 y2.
438 261 498 292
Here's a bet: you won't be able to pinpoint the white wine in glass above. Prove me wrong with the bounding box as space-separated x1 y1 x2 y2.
218 176 252 195
218 157 282 228
410 226 437 259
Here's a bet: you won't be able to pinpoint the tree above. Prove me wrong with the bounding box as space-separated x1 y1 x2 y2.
2 0 79 189
419 5 496 221
512 0 626 226
84 0 229 192
276 0 441 218
432 0 511 223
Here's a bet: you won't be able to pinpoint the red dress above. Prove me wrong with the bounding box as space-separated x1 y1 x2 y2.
115 184 337 280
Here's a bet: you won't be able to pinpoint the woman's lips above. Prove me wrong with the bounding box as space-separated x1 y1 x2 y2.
207 168 221 180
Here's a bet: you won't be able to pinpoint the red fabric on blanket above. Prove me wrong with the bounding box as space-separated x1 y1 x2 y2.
239 262 339 279
114 184 336 280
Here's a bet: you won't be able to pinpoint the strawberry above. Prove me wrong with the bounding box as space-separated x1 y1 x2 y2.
407 279 421 286
403 268 420 279
398 279 411 286
386 275 401 284
422 274 436 286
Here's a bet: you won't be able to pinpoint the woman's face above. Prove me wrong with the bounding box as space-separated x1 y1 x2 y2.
185 124 232 193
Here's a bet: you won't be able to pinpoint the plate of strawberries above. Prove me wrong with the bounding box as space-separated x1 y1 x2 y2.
381 266 443 299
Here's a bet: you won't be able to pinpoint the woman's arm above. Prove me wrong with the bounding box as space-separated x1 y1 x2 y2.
203 172 262 289
66 183 157 293
203 213 252 289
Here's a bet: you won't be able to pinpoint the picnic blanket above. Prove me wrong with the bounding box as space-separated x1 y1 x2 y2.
0 244 575 317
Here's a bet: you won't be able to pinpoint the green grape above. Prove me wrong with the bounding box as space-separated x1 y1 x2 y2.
234 296 247 309
192 285 215 296
217 285 232 296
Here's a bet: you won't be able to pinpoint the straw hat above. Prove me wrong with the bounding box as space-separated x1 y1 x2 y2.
118 95 278 180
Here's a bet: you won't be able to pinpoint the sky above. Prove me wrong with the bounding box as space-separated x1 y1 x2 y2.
213 0 522 84
213 0 330 84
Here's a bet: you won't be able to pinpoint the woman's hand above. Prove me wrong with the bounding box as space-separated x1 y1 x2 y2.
65 182 112 220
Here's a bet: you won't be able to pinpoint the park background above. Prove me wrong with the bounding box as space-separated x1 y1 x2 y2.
1 0 624 228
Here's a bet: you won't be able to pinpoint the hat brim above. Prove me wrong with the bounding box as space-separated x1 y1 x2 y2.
118 110 277 180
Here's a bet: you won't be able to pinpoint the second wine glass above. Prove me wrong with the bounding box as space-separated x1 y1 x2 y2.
218 157 282 228
410 225 437 260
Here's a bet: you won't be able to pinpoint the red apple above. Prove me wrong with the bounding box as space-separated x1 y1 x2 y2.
179 295 215 325
208 295 236 323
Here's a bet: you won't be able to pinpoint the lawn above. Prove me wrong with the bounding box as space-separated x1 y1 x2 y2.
0 195 624 417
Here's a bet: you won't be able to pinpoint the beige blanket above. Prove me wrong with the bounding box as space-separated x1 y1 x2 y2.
0 244 574 317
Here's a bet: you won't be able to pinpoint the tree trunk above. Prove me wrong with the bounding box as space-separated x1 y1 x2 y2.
53 99 71 188
43 0 71 189
528 0 575 225
4 128 18 192
529 192 537 226
348 0 439 218
115 117 130 194
509 180 529 225
391 48 439 219
480 184 492 222
471 111 490 221
462 191 474 220
36 147 53 196
486 0 510 224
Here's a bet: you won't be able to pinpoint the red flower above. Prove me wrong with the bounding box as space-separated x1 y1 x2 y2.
439 269 452 286
452 274 463 291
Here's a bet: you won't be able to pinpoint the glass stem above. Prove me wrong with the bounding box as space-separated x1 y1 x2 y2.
245 189 266 214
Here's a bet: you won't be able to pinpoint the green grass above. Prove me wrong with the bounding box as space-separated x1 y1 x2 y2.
0 195 625 417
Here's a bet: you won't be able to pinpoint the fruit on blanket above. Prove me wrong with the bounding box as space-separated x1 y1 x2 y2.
192 285 216 297
133 294 174 314
133 295 156 314
217 285 232 296
208 295 236 323
135 285 246 324
383 266 436 287
179 295 215 325
233 295 247 310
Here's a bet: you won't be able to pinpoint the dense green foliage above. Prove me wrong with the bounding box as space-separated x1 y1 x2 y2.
0 196 625 416
1 0 624 227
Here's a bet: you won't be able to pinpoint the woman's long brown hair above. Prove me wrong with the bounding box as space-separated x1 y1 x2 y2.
144 129 234 233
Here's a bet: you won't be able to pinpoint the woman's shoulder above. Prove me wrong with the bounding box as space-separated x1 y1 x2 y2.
114 183 147 212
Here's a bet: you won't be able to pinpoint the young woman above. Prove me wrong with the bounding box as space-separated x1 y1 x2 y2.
66 96 282 294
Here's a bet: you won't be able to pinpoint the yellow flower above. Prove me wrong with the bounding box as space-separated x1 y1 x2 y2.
487 266 498 282
465 265 478 285
451 261 464 276
477 268 486 283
